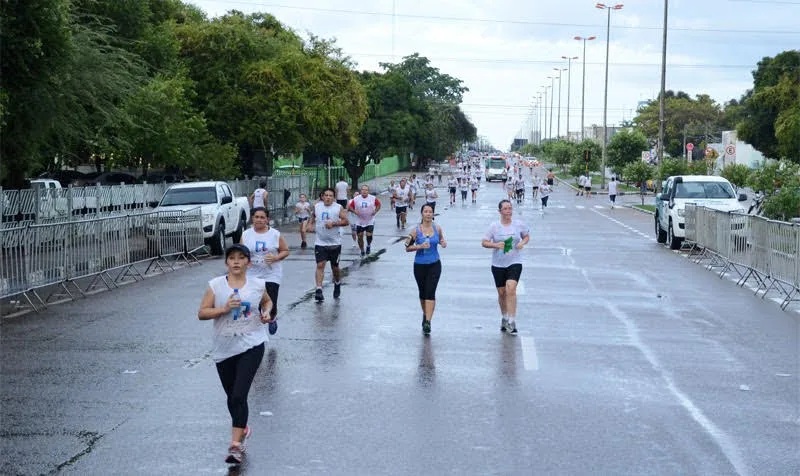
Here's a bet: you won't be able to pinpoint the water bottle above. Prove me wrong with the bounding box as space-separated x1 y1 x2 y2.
422 237 430 254
231 288 240 320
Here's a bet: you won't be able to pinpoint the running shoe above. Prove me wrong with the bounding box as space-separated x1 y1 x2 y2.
422 318 431 335
333 282 341 298
500 317 508 332
366 246 371 254
315 288 324 302
225 443 244 465
360 250 366 258
507 320 518 335
301 241 307 249
268 318 278 335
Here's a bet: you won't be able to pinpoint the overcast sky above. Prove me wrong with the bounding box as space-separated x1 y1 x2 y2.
189 0 800 150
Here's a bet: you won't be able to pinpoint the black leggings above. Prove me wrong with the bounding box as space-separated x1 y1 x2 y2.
216 343 265 428
413 260 442 300
265 282 279 318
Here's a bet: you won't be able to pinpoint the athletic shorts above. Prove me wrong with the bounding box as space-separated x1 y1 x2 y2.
336 199 348 208
395 206 407 215
491 264 523 288
547 178 554 185
585 186 591 192
314 245 342 266
516 188 525 194
356 224 374 233
449 187 457 194
532 186 539 190
471 188 478 192
297 217 309 223
609 194 616 203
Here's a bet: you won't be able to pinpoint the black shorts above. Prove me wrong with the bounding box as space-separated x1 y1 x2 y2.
297 217 309 223
547 178 554 185
532 186 539 190
449 187 457 194
356 224 374 233
516 188 525 194
585 186 591 192
491 264 523 288
395 206 407 215
336 199 348 208
264 282 279 317
314 245 342 266
609 194 617 202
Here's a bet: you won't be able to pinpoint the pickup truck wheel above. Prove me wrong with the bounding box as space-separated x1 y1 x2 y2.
209 222 225 256
667 220 683 250
655 215 667 243
231 214 245 243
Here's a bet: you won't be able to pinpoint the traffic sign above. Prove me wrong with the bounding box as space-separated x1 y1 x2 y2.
641 151 650 161
725 144 736 156
686 143 694 151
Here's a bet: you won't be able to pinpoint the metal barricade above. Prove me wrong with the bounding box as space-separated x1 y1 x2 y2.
0 225 30 302
684 204 697 243
182 208 205 255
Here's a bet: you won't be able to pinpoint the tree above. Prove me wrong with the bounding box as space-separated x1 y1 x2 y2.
737 50 800 162
379 53 468 104
622 161 654 205
548 141 575 172
656 158 688 181
720 163 751 191
747 160 800 220
607 129 648 176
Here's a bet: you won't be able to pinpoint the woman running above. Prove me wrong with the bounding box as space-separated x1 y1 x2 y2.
481 200 530 335
405 203 447 335
295 193 311 249
447 175 458 206
424 182 438 212
198 244 274 465
241 207 289 335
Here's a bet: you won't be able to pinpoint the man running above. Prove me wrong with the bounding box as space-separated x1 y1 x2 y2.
459 175 470 204
608 176 618 209
447 174 458 206
334 178 350 209
470 174 479 203
348 185 381 257
308 188 349 301
393 177 413 229
531 174 541 200
514 174 525 204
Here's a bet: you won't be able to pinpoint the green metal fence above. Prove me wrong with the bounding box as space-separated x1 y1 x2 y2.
272 155 411 190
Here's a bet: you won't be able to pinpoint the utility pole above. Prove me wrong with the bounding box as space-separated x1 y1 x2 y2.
548 76 556 140
562 56 578 141
553 67 566 139
658 0 669 166
596 2 623 190
574 36 596 142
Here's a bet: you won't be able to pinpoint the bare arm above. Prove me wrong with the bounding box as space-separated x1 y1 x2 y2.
405 228 420 252
437 225 447 248
517 233 530 249
198 288 230 320
481 238 503 249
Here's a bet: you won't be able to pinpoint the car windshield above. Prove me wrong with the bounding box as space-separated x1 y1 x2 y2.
160 187 216 206
488 159 506 169
674 181 735 199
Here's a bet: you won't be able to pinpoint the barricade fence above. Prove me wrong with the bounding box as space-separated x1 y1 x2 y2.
684 205 799 310
0 209 205 313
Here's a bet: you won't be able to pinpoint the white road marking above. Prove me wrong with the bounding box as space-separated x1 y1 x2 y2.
575 205 585 209
520 335 539 371
592 209 651 240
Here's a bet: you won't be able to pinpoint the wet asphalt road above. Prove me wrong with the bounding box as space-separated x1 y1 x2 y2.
1 169 798 476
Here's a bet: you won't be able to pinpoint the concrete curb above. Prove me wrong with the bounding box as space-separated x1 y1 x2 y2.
624 204 655 215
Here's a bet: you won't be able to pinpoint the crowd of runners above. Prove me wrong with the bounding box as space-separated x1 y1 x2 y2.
196 154 576 465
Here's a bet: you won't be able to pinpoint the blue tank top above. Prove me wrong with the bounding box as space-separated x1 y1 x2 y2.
414 225 441 264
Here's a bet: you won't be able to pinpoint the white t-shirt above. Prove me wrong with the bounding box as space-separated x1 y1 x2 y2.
484 220 530 268
335 181 349 200
314 202 344 246
459 179 469 191
584 175 592 187
208 275 268 363
425 188 437 203
514 178 525 190
242 227 282 284
252 188 267 208
608 181 618 195
505 179 516 192
470 178 479 190
394 185 411 207
350 194 380 226
295 201 311 218
539 184 552 197
447 177 458 189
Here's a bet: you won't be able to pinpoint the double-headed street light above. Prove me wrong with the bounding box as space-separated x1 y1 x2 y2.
548 76 556 140
596 2 623 190
553 67 567 139
573 35 596 142
561 56 578 142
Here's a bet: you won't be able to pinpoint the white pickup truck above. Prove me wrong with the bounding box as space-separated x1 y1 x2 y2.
152 181 250 255
655 175 747 249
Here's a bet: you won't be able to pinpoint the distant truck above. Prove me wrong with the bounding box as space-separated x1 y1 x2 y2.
152 181 250 255
485 156 508 182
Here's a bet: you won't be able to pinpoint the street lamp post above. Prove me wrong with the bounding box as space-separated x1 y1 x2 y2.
562 56 578 141
553 67 567 139
548 76 556 141
573 36 596 142
596 2 623 190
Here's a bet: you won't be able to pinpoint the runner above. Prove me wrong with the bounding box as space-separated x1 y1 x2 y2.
307 188 349 301
424 182 438 212
334 178 350 209
347 191 360 249
584 174 592 198
514 174 525 204
539 180 552 213
531 174 541 200
348 185 382 257
405 203 447 335
504 175 516 201
546 169 556 187
197 243 274 465
240 207 289 335
608 176 618 209
459 175 469 204
393 177 413 229
480 200 530 334
294 193 311 249
447 174 458 206
577 174 586 196
249 181 268 210
388 180 396 211
470 174 479 203
409 174 421 210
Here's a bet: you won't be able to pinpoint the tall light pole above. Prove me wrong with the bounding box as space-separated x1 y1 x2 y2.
562 56 578 141
658 0 668 166
536 94 542 145
553 67 567 139
574 36 596 142
596 2 623 190
548 76 556 141
542 85 550 141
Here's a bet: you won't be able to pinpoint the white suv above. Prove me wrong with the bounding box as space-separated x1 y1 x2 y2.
655 175 747 249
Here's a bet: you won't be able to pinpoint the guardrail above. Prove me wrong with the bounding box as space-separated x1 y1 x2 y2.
1 175 312 225
685 204 799 310
0 208 205 314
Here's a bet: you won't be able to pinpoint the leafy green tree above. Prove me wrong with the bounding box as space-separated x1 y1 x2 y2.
548 141 575 172
622 161 654 205
687 160 709 175
380 53 468 103
656 158 688 181
575 139 601 172
720 163 751 191
747 160 799 220
737 51 800 162
607 129 648 176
